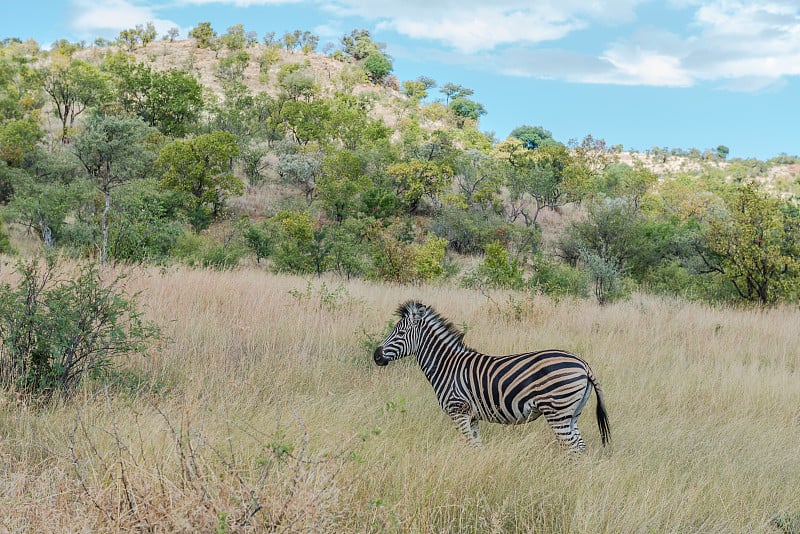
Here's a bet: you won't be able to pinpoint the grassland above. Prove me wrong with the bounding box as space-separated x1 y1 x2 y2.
0 264 798 533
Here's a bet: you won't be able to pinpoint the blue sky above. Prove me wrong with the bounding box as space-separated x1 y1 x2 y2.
3 0 799 160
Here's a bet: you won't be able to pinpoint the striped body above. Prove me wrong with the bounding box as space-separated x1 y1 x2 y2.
374 301 610 451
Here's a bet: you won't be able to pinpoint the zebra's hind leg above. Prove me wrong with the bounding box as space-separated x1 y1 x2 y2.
545 413 585 453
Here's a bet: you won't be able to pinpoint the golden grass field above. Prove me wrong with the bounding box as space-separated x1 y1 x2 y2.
0 264 798 533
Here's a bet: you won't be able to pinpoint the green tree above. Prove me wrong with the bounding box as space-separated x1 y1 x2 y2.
189 22 218 49
157 131 243 226
510 125 559 149
276 63 318 102
108 178 187 263
107 56 203 137
341 29 380 60
317 149 371 220
221 24 247 51
328 93 392 150
339 29 393 84
559 198 643 304
40 56 110 142
462 241 525 290
325 218 370 279
73 113 156 264
0 118 42 167
402 80 428 101
241 217 276 263
705 183 800 304
282 99 331 146
115 23 157 51
2 150 91 249
363 52 393 84
440 83 473 105
500 141 581 225
449 96 486 128
387 159 453 213
271 210 318 274
599 162 657 207
452 149 503 211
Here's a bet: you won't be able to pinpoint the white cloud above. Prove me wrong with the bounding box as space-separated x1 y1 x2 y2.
175 0 301 5
69 0 181 38
688 1 800 83
600 46 693 86
466 0 800 88
324 0 645 53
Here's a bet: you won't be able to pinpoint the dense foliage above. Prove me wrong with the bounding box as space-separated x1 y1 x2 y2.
0 26 798 305
0 256 160 398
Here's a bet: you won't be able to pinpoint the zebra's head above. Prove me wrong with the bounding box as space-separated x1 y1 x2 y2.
373 301 428 366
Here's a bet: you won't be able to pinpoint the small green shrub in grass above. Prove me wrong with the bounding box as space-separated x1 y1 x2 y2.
0 256 161 400
773 512 800 534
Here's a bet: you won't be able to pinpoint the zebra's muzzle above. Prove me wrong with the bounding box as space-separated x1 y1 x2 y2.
373 346 389 366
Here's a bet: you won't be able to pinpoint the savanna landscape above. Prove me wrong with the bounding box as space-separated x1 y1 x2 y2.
0 20 799 533
2 268 799 532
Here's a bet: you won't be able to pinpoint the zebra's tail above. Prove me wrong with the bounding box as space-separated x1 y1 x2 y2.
589 370 611 446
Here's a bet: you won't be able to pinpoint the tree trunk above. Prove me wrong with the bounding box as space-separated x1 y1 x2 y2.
101 189 110 265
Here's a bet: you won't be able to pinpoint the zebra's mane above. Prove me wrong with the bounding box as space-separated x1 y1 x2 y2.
396 300 469 349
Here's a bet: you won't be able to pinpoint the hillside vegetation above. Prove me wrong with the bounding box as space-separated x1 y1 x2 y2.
0 24 799 306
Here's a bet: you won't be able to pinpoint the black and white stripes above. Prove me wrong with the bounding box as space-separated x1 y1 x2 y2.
373 301 610 451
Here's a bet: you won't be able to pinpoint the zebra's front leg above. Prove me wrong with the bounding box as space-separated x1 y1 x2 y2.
470 418 481 445
450 412 481 447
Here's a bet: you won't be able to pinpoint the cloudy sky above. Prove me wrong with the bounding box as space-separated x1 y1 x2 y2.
4 0 799 159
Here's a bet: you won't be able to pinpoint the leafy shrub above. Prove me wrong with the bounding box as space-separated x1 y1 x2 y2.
431 206 512 254
580 248 631 305
271 210 320 274
241 219 275 263
528 255 588 298
414 236 448 280
109 179 188 263
0 257 160 399
172 232 247 270
0 221 13 255
462 242 525 290
371 231 448 284
199 241 247 270
773 512 800 534
325 219 371 280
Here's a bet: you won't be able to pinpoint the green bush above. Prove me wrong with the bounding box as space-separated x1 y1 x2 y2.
325 219 371 280
109 179 188 263
528 255 588 298
271 210 320 274
0 257 160 399
371 231 447 284
431 206 512 254
172 232 247 270
0 221 13 255
242 219 275 264
462 242 525 290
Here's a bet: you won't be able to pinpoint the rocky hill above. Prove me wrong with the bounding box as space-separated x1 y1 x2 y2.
73 38 799 197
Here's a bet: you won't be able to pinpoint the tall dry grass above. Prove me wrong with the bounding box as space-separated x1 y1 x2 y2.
0 264 798 532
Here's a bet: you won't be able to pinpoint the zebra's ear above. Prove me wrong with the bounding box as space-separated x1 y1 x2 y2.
410 303 427 324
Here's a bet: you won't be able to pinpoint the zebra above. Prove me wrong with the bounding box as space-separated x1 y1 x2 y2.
373 300 610 451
